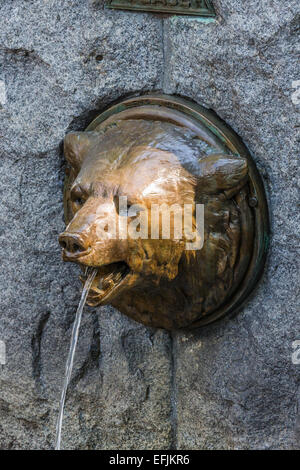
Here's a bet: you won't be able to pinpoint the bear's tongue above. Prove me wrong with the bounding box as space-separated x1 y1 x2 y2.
80 261 130 304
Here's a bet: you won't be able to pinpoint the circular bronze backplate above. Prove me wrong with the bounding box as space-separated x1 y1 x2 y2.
64 94 269 328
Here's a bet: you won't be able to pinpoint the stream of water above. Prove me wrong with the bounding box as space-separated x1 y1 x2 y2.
54 267 97 450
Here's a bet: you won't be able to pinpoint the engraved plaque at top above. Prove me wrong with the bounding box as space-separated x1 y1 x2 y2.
107 0 216 16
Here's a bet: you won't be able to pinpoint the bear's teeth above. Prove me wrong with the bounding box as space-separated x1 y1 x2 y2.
102 278 114 289
92 285 105 293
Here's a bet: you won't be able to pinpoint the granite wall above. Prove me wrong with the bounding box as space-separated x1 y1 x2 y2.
0 0 299 449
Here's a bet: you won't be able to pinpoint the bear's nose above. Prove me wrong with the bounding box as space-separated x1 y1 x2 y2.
59 232 90 258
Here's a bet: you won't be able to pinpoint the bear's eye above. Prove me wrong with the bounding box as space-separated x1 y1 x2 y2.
74 197 85 206
71 185 88 209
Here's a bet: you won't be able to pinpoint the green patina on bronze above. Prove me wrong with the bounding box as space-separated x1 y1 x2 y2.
106 0 215 16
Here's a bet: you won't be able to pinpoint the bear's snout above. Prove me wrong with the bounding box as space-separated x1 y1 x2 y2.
59 231 91 260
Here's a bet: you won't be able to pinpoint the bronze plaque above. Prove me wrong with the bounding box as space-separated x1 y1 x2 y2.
106 0 216 16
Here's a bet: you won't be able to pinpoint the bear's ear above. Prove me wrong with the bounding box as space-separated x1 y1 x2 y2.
64 132 98 172
198 154 248 196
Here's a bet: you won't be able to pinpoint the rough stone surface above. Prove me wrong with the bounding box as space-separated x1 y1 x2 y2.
0 0 299 450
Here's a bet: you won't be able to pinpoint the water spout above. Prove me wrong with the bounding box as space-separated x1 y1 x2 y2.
55 267 97 450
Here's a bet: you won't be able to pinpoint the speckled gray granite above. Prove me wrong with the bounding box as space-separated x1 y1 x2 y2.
0 0 299 450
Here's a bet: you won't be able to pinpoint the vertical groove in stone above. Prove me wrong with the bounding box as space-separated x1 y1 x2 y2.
160 17 165 91
160 18 172 94
169 331 178 450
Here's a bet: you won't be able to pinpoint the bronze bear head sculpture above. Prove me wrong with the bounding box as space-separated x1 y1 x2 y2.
59 95 269 330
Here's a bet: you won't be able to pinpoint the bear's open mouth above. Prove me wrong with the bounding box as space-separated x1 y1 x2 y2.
80 261 130 306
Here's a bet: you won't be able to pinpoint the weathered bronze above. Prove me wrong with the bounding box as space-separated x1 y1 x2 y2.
106 0 215 17
59 95 269 330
